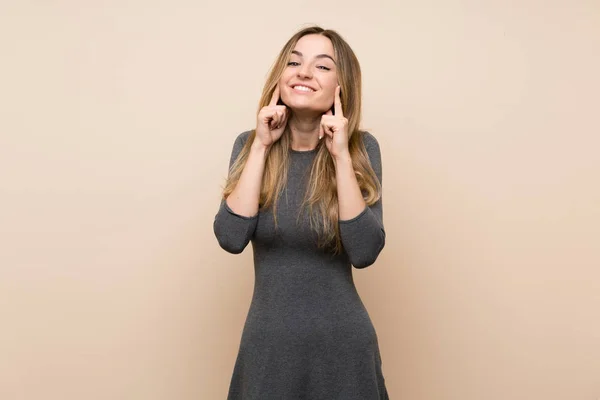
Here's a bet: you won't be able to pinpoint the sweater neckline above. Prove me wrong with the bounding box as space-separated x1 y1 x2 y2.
290 147 318 155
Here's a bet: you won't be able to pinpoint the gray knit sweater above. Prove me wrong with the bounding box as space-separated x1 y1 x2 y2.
214 130 389 400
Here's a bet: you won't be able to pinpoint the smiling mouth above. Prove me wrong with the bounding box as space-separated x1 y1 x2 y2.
292 85 315 93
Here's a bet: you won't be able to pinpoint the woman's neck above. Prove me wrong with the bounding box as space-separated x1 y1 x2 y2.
288 114 321 151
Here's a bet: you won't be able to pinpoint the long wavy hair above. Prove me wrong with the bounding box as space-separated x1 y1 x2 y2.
222 26 381 253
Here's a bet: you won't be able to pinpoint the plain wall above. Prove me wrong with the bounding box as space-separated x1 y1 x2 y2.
1 1 599 399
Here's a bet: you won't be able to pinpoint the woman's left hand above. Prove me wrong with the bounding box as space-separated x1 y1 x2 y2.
320 86 350 161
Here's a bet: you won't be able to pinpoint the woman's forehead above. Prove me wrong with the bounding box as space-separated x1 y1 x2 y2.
293 34 335 56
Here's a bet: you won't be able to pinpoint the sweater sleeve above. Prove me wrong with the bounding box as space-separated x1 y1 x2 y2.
339 132 386 268
213 131 258 254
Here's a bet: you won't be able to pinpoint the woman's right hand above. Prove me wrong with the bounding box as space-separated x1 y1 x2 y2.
254 85 288 148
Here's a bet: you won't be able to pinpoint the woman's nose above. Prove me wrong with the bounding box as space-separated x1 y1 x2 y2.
297 64 312 79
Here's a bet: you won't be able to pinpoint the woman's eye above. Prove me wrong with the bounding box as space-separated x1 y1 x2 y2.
317 65 331 71
287 61 300 66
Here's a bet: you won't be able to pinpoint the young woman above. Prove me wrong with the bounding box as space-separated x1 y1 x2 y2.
214 25 389 399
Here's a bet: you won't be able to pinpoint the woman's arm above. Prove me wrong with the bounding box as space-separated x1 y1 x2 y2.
320 88 385 268
336 132 385 268
213 132 267 254
213 86 288 254
226 139 269 217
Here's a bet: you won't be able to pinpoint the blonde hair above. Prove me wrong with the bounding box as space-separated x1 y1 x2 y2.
223 26 381 253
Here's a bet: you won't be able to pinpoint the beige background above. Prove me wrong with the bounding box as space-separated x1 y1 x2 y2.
1 1 599 399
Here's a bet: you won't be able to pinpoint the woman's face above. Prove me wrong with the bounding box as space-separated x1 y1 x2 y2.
278 34 339 116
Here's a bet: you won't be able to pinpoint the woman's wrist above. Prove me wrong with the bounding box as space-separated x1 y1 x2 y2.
333 150 352 167
251 139 271 155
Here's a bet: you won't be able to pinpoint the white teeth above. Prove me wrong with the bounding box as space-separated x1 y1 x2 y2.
294 85 314 92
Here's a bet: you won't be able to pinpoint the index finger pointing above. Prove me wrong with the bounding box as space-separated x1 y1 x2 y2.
334 85 343 117
269 85 280 106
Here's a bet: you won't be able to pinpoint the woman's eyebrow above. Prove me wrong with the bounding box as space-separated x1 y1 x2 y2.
291 50 336 64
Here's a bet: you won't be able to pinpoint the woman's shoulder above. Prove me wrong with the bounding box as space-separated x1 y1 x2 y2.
224 130 254 166
357 130 381 155
232 130 254 147
227 130 254 157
